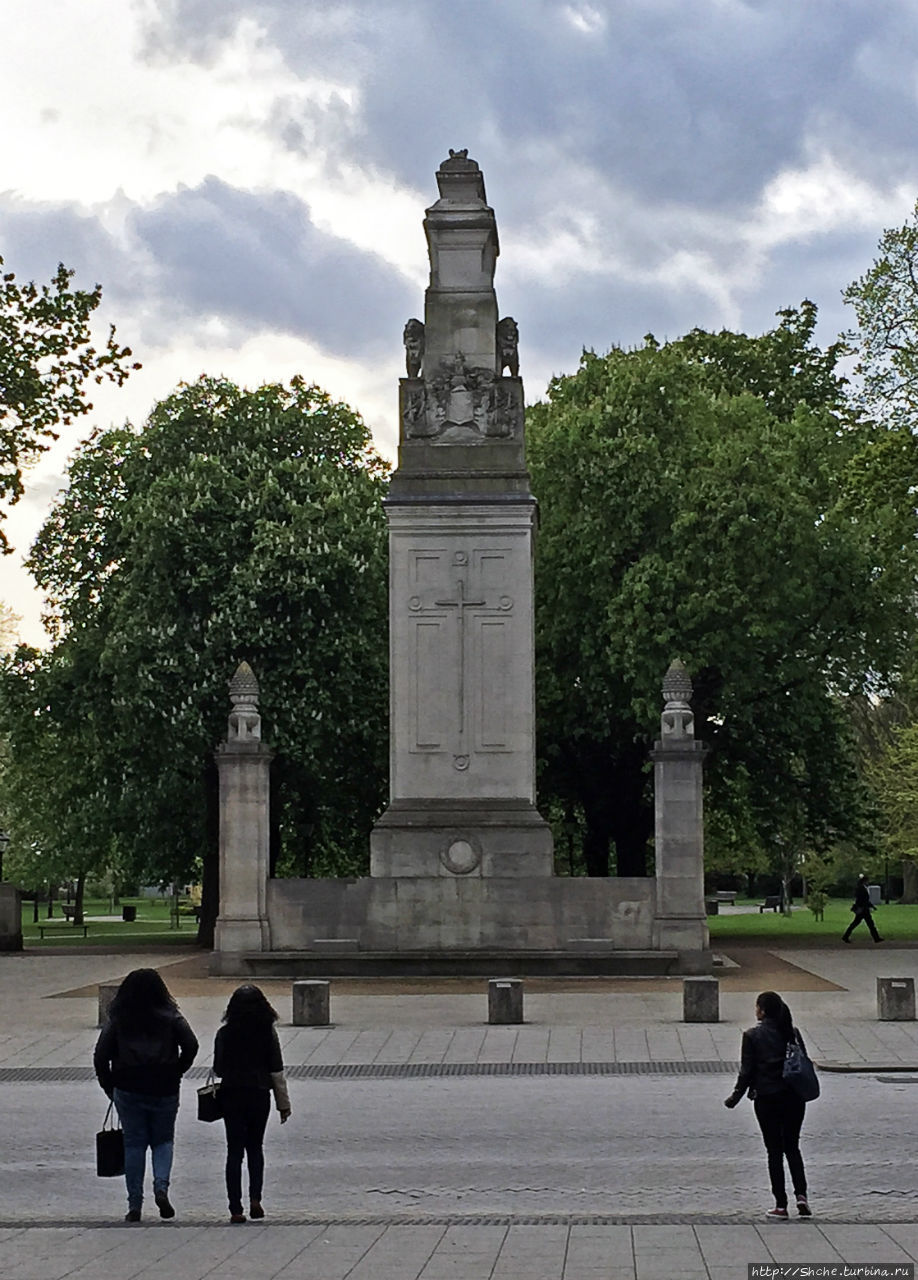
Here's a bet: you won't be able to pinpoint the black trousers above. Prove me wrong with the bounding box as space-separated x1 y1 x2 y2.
753 1090 807 1208
221 1086 271 1214
844 910 880 941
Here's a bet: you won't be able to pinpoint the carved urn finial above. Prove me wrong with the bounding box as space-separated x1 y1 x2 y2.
227 661 261 742
662 659 693 709
661 659 694 741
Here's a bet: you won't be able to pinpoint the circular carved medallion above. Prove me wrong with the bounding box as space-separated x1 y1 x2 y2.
440 835 481 875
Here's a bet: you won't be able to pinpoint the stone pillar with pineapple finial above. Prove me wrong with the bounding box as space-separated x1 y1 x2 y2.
214 662 273 962
651 659 710 969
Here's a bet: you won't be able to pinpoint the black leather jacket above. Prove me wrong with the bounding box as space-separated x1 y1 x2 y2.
94 1009 198 1098
727 1017 805 1102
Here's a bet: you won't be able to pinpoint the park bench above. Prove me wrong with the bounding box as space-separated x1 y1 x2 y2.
38 922 89 939
714 891 737 905
759 895 781 913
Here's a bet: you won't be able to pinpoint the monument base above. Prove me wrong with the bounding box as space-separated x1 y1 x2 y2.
0 884 23 952
370 800 553 877
214 947 686 978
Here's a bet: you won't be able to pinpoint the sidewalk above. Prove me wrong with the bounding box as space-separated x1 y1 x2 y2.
2 942 918 1279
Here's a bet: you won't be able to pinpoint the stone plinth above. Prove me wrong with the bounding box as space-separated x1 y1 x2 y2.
214 663 273 960
0 884 22 952
292 980 330 1027
877 977 916 1021
683 976 719 1023
651 661 709 968
488 978 523 1024
98 983 120 1026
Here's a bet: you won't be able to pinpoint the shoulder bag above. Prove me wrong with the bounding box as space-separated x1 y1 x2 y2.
197 1070 223 1122
96 1101 124 1177
783 1030 820 1101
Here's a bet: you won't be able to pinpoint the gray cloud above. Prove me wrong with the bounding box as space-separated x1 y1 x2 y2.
129 177 414 356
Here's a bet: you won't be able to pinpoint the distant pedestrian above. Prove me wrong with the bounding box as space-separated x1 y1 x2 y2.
724 990 811 1220
93 968 199 1222
842 873 883 943
214 984 291 1223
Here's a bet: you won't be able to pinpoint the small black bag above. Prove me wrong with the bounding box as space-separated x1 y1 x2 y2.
96 1101 124 1177
197 1072 223 1122
783 1031 820 1102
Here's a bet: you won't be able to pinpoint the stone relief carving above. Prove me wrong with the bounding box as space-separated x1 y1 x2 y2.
403 318 424 378
401 352 523 442
497 316 519 377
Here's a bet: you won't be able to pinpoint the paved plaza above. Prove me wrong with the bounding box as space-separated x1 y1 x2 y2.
2 941 918 1278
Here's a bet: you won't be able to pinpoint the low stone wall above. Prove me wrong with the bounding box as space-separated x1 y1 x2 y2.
264 875 656 952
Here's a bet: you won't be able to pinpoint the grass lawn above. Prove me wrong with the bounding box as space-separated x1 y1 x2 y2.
708 897 918 941
20 896 199 947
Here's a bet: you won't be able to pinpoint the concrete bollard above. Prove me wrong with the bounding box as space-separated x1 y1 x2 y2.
488 978 523 1025
292 980 330 1027
683 976 719 1023
98 982 120 1027
877 977 916 1021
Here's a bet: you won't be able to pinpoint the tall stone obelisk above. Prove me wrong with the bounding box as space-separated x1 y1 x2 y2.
370 150 553 880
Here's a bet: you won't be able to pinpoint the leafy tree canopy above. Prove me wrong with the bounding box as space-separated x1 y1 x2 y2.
4 376 390 938
0 255 139 551
844 200 918 421
529 303 918 876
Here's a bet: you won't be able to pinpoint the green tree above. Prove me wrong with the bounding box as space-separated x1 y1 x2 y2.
0 255 139 551
844 200 918 421
529 304 917 877
9 376 389 943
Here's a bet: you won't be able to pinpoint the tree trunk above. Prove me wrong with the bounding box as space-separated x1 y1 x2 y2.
73 871 87 927
197 755 219 949
900 857 918 904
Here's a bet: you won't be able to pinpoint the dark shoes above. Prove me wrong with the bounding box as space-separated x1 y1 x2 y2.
154 1192 175 1219
124 1209 141 1223
250 1201 265 1219
875 937 884 943
796 1197 812 1217
842 935 851 942
230 1212 247 1224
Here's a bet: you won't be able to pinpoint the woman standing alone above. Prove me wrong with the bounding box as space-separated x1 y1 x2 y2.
724 990 812 1219
93 968 199 1222
214 984 291 1223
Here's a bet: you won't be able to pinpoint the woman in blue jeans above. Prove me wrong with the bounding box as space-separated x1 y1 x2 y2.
94 968 198 1222
214 985 290 1222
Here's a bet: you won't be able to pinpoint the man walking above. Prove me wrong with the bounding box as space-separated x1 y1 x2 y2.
842 873 883 943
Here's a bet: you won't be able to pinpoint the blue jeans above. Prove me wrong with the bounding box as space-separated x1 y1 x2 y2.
113 1089 180 1210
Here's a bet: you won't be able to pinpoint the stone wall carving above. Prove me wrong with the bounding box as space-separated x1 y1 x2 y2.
400 354 523 443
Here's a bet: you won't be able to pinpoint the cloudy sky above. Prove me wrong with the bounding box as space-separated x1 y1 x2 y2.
3 0 918 644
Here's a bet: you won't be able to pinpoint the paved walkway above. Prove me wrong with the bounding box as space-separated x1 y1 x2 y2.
2 942 918 1278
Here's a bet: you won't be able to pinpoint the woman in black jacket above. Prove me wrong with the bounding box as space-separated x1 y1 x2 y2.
214 984 291 1223
93 968 199 1222
724 990 811 1219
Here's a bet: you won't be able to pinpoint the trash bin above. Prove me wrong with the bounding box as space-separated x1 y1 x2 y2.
122 905 136 922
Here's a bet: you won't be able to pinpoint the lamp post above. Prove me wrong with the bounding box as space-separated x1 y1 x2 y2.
0 831 8 882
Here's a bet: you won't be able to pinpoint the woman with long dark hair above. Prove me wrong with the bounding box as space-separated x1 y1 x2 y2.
724 990 811 1219
214 984 291 1223
93 968 199 1222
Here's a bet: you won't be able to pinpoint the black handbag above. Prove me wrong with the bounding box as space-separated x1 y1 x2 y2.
197 1071 223 1122
783 1031 820 1101
96 1101 124 1177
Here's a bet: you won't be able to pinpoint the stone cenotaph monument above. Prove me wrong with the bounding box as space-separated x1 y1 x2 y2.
370 148 554 882
212 153 709 975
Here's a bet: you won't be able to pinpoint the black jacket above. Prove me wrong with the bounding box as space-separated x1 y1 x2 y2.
853 879 873 915
214 1023 283 1091
94 1009 198 1098
727 1017 805 1102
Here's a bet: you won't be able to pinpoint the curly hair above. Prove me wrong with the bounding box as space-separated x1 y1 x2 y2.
108 968 178 1031
221 984 279 1028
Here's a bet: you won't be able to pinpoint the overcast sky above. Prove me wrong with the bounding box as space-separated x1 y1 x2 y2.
4 0 918 645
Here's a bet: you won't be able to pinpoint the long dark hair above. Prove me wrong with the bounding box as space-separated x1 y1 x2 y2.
757 990 794 1041
221 984 278 1030
109 968 178 1032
